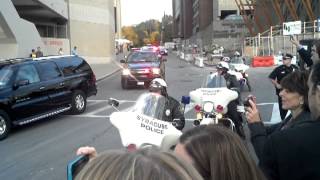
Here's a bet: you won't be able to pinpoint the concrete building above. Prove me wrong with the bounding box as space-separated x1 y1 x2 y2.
0 0 118 63
172 0 247 52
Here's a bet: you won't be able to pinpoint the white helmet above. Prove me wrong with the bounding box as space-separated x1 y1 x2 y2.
150 78 167 87
217 61 229 70
149 78 168 95
234 51 240 56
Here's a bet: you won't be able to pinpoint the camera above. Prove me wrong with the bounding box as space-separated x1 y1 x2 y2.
244 96 254 107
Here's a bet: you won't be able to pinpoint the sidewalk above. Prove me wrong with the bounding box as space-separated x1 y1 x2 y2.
87 54 125 81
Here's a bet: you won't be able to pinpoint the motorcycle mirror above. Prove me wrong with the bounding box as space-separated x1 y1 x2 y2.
108 98 120 107
181 96 190 105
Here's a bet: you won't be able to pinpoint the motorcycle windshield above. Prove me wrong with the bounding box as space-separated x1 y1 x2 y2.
230 57 244 64
204 73 227 88
131 92 166 120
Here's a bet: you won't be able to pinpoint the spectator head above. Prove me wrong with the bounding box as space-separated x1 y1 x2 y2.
76 148 203 180
74 46 77 50
280 71 309 111
311 41 320 64
282 53 293 66
31 49 35 53
37 47 41 51
174 125 265 180
308 62 320 120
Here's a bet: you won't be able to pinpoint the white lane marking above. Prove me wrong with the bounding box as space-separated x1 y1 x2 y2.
270 103 281 124
87 99 136 103
86 104 113 115
85 100 135 115
72 114 110 118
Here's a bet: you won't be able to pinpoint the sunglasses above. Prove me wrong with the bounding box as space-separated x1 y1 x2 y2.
282 57 291 60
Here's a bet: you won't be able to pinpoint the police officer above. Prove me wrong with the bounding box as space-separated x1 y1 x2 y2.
216 61 240 91
149 78 185 130
269 53 298 120
216 62 245 138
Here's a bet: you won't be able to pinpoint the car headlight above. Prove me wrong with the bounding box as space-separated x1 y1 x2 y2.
203 102 214 113
122 69 130 75
152 68 160 75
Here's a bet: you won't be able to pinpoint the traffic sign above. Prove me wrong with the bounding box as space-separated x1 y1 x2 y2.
283 21 302 35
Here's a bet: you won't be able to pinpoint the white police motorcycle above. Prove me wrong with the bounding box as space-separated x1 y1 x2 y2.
108 92 183 151
183 72 244 132
66 93 184 180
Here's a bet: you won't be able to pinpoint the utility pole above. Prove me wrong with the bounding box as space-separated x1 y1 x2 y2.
67 0 72 54
160 12 165 46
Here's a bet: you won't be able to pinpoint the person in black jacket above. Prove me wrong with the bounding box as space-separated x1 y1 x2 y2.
148 78 185 130
290 36 320 69
245 71 311 160
216 62 245 138
269 53 299 120
259 62 320 180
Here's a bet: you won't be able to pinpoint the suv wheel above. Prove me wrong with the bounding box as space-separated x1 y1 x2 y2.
0 110 10 140
71 90 87 114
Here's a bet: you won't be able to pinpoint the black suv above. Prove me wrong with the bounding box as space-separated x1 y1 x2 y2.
120 51 166 89
0 55 97 140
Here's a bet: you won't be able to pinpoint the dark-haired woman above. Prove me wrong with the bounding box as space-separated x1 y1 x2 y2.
246 71 311 160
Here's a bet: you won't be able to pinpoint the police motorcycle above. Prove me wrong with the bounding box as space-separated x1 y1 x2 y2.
66 93 185 180
108 92 184 151
184 72 241 132
228 55 252 92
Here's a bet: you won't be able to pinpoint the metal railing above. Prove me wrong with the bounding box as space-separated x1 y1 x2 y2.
244 20 320 57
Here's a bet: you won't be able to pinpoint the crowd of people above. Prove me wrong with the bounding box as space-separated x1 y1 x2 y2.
71 37 320 180
29 46 78 58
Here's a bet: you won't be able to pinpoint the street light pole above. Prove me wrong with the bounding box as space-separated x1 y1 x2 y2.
160 25 164 46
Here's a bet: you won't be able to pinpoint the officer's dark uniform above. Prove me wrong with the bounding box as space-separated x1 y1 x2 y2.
162 96 185 130
269 63 298 120
224 73 245 138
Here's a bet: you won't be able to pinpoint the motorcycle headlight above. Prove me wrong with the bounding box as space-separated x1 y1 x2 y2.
122 69 130 75
216 113 223 119
203 102 214 113
152 68 161 75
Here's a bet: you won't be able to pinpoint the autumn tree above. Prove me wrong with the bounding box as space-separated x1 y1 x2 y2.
121 18 171 47
121 26 138 45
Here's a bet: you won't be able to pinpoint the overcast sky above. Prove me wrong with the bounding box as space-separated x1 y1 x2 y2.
121 0 172 26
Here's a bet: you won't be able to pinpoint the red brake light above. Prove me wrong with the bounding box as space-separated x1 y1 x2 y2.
143 69 150 73
194 105 202 112
216 105 224 113
127 144 137 152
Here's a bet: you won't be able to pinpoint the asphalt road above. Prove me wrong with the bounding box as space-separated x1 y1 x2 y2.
0 53 279 180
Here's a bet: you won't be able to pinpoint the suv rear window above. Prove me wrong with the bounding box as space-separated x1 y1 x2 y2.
127 52 158 63
54 57 91 76
38 61 62 81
